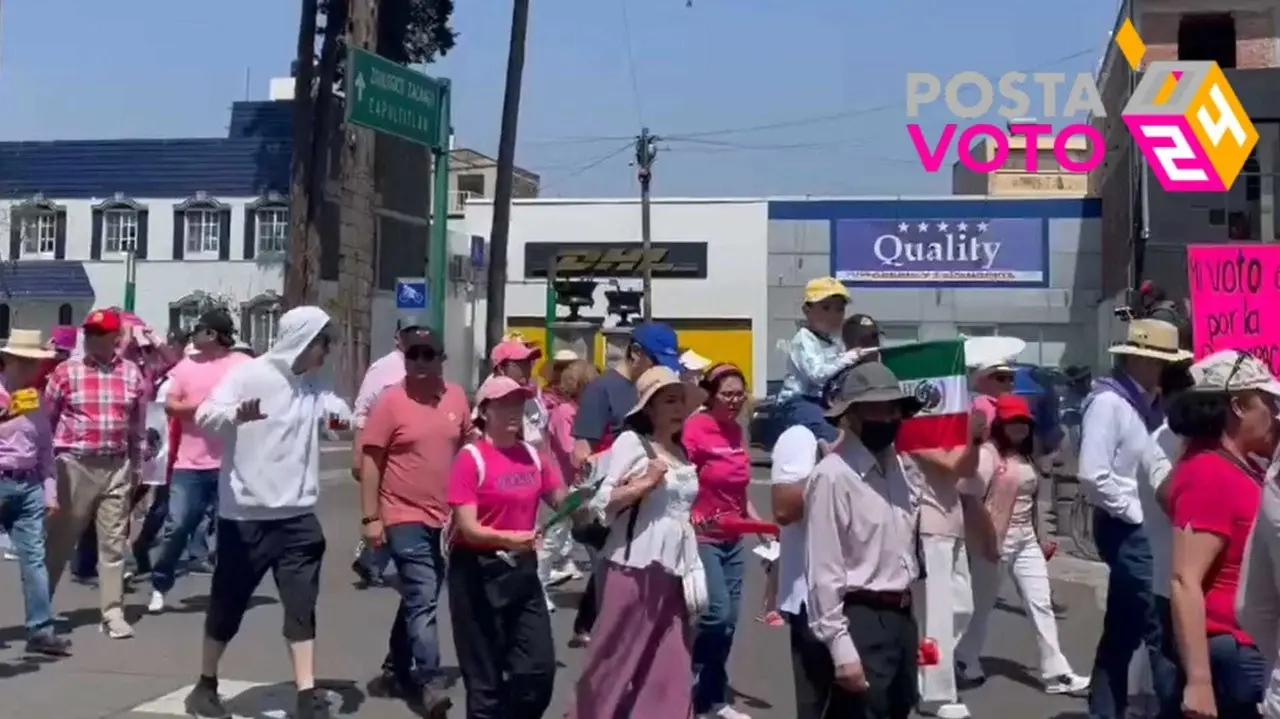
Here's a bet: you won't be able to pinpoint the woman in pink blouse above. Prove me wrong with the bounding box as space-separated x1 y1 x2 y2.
540 359 598 588
683 363 759 719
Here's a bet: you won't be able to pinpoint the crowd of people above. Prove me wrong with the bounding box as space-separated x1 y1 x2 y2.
6 272 1280 719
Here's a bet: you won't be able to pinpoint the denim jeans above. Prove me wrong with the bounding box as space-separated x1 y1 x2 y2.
151 469 219 594
131 485 170 572
184 501 215 565
1192 634 1266 718
775 396 838 443
357 539 392 577
383 523 445 687
693 539 746 712
1088 510 1178 719
0 479 55 638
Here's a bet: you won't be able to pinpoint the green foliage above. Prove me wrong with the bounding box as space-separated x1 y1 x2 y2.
319 0 456 71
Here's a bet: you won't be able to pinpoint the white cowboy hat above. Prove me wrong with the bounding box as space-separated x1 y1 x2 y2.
1109 319 1192 362
552 349 580 362
0 330 55 360
680 349 712 372
964 336 1026 373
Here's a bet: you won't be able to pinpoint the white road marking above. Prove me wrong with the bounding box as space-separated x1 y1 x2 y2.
129 680 342 717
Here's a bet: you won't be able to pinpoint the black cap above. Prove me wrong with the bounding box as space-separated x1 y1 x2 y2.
842 313 882 348
401 327 443 353
196 309 236 337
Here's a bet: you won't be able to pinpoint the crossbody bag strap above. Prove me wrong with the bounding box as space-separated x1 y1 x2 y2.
624 435 661 562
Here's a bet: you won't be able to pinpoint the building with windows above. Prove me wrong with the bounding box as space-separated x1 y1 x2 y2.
951 129 1092 196
1091 1 1280 363
0 110 291 347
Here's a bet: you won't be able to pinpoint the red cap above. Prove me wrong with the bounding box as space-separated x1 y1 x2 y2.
994 394 1033 422
83 309 122 333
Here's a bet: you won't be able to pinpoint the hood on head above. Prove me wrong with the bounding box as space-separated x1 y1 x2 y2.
264 306 332 371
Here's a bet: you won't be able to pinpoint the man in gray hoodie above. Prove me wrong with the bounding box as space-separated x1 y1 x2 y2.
184 306 346 719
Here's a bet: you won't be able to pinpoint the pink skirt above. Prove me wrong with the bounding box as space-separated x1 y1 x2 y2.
567 562 694 719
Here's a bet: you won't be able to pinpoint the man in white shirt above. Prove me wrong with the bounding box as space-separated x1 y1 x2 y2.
1078 319 1189 719
771 421 822 718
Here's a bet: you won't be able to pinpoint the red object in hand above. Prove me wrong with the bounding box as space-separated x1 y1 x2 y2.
1042 541 1058 560
918 638 940 666
710 516 780 538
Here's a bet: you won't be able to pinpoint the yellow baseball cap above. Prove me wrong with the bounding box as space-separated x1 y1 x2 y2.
803 277 850 304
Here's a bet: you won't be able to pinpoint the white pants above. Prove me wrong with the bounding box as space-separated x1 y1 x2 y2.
914 534 973 703
537 520 576 584
956 525 1072 679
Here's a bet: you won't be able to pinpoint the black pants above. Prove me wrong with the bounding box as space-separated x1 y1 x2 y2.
448 547 556 719
205 514 326 644
573 572 599 635
788 597 918 719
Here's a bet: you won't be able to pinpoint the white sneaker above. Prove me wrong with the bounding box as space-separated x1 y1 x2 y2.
3 549 16 561
547 562 583 586
1044 672 1090 695
100 614 134 639
147 590 168 614
702 705 752 719
918 702 971 719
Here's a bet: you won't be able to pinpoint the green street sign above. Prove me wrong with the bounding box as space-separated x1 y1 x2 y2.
345 47 445 148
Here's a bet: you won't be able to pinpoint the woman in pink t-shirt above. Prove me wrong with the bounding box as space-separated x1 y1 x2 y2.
540 359 598 588
445 375 565 718
682 362 760 718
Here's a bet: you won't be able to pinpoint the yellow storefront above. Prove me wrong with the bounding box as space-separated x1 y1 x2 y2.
505 317 754 393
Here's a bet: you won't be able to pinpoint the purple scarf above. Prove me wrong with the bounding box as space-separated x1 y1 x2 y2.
1086 370 1163 432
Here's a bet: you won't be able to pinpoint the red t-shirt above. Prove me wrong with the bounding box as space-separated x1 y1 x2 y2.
362 381 471 528
446 439 561 548
683 411 751 539
1168 448 1263 644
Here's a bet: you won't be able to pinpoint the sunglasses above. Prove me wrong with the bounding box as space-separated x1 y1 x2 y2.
990 373 1015 384
405 346 439 362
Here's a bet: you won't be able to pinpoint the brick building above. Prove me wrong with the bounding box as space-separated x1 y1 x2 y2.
1090 0 1280 365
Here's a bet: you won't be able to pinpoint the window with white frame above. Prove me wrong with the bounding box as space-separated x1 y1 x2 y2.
19 213 56 256
184 210 220 254
103 210 138 254
248 304 281 353
256 208 288 253
879 324 920 347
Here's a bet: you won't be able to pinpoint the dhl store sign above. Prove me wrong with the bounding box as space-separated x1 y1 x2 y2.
504 241 755 389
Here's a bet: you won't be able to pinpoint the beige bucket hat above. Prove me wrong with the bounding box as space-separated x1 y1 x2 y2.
0 330 54 360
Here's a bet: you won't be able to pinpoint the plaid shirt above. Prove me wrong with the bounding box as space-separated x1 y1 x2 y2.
44 355 147 466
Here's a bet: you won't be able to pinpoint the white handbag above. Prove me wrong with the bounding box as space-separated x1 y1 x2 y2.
679 528 709 619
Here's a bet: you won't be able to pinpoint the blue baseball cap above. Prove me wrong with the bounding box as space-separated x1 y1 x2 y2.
630 322 682 372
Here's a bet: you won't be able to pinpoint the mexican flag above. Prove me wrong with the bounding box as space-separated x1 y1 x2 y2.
879 339 969 452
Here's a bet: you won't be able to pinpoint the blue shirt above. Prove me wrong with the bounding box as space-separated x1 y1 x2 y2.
776 327 853 404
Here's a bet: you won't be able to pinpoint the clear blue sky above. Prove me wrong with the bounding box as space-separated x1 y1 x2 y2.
0 0 1119 197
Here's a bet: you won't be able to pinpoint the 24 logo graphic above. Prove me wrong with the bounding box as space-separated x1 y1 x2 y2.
1116 19 1258 192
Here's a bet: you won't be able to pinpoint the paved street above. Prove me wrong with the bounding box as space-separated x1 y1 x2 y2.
0 449 1105 718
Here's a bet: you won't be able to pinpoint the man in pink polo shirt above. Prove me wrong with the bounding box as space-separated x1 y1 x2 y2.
147 310 249 613
359 327 469 715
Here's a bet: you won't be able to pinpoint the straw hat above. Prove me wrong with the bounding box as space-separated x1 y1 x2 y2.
552 349 580 362
625 366 687 417
1 330 55 360
1109 319 1192 362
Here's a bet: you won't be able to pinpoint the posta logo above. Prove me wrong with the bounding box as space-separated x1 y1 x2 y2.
1116 19 1258 192
905 19 1256 193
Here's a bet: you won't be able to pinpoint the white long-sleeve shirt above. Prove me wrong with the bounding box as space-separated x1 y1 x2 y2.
1078 390 1155 525
1238 474 1280 718
196 306 337 521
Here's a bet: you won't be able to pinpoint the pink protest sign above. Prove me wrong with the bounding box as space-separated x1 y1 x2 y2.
1187 244 1280 374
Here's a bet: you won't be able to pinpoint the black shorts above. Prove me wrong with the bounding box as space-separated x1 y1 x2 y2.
205 513 326 643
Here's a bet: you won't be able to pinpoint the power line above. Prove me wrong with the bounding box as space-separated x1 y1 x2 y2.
533 141 635 194
618 0 645 125
522 44 1104 147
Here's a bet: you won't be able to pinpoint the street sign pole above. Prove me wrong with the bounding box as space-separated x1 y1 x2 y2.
429 81 451 334
344 47 450 332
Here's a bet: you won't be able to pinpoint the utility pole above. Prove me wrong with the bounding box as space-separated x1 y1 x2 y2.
635 127 658 320
284 0 318 308
482 0 531 381
336 0 378 395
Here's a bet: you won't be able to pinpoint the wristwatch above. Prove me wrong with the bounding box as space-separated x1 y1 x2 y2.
361 515 380 525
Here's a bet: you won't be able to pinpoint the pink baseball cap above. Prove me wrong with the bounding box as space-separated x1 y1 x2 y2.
475 375 533 405
49 326 77 352
491 339 541 365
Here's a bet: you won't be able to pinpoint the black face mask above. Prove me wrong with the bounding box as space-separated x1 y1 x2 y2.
858 419 901 453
